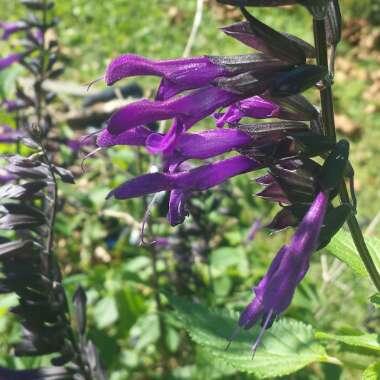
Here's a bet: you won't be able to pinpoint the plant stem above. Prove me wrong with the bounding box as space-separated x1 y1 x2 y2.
313 19 380 292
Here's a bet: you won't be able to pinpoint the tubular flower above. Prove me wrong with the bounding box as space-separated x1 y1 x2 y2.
0 21 27 40
0 125 25 143
107 156 263 226
0 53 23 70
105 53 290 100
2 99 28 112
107 155 263 200
237 190 328 353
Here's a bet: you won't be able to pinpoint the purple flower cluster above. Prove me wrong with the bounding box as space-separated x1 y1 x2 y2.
99 9 329 226
97 3 347 351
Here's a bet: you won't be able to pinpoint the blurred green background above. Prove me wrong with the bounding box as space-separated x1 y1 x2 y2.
0 1 379 379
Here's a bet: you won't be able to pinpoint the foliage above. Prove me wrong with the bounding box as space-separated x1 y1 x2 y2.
0 1 379 380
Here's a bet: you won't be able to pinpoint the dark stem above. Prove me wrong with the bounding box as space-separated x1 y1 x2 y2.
44 150 58 257
313 19 336 140
313 19 380 292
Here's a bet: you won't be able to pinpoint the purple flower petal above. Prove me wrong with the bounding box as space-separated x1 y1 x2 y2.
214 96 280 127
145 120 184 155
0 21 27 40
0 172 17 184
289 191 328 257
108 86 241 136
168 189 190 226
97 126 154 148
105 54 227 97
165 128 252 165
0 125 25 143
2 99 27 112
239 245 287 329
238 297 264 329
0 53 22 70
108 155 262 199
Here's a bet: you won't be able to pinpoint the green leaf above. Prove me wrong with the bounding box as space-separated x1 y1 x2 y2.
363 362 380 380
370 293 380 309
93 297 119 329
169 295 337 379
316 331 380 353
325 230 380 278
366 236 380 274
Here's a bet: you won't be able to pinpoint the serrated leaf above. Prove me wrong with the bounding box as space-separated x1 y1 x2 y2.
325 230 380 278
316 331 380 353
169 295 336 379
363 362 380 380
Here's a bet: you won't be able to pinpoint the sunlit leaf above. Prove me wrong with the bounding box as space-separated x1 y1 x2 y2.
169 295 337 378
316 331 380 353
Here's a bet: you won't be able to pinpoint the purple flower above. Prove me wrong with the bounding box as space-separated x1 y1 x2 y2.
97 126 252 167
105 54 229 100
214 96 281 127
165 128 252 166
0 172 17 184
236 191 328 352
0 53 22 70
108 86 241 134
107 86 242 153
168 189 190 226
0 21 27 40
104 53 289 101
97 126 154 148
2 99 28 112
0 125 25 143
109 153 261 193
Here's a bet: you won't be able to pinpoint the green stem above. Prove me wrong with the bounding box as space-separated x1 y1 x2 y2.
313 19 380 292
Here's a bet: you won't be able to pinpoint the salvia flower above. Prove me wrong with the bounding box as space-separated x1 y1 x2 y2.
103 6 326 154
0 125 25 143
99 5 335 232
0 53 23 70
108 155 263 200
105 53 291 100
0 21 27 40
2 99 29 112
214 96 281 127
236 190 328 353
